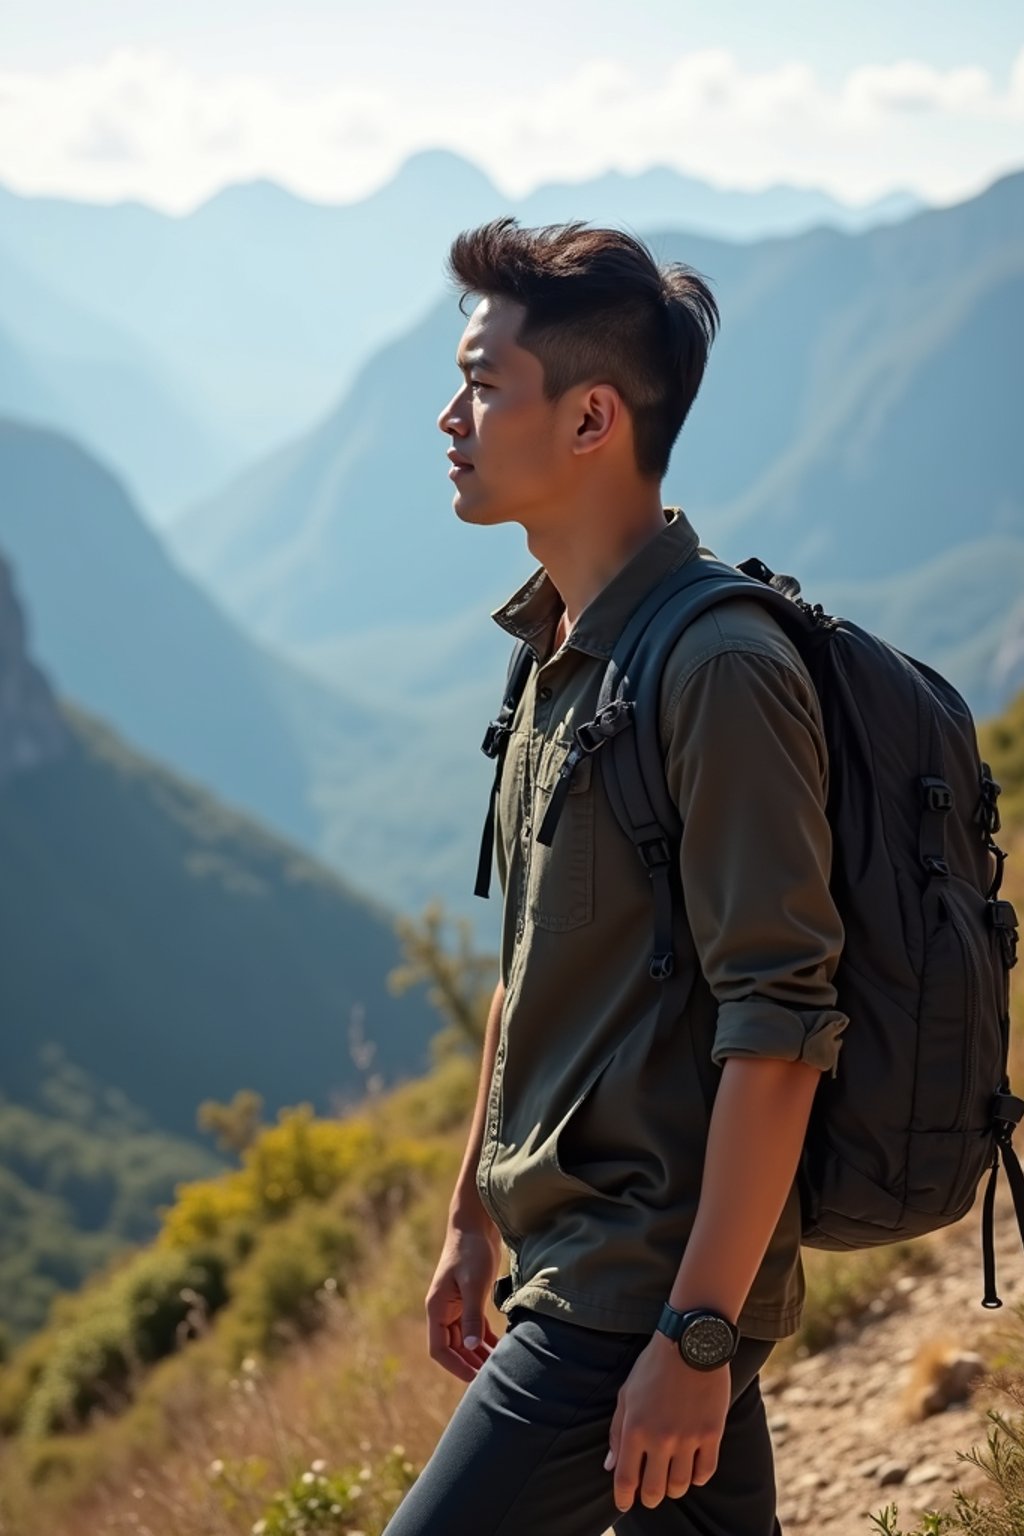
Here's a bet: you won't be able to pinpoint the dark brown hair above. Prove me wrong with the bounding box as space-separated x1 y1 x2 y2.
444 216 720 479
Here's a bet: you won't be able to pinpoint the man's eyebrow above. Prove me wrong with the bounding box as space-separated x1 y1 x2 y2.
456 349 498 372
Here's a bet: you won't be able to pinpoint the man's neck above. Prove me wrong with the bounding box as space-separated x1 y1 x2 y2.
532 491 669 641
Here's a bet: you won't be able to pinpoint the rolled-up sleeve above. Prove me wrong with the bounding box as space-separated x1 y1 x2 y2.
662 643 849 1073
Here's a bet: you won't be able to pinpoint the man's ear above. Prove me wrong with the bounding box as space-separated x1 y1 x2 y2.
572 384 622 457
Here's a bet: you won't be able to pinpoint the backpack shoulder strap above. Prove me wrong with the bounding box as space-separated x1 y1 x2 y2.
608 559 804 841
474 639 536 899
598 555 808 978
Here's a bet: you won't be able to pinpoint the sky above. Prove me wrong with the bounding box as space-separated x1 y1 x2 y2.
1 1 1022 213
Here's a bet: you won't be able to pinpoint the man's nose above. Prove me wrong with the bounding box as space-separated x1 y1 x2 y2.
437 390 468 436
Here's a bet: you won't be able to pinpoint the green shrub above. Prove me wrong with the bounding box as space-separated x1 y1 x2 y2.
219 1206 360 1364
162 1104 443 1249
871 1377 1024 1535
17 1245 228 1436
248 1448 418 1535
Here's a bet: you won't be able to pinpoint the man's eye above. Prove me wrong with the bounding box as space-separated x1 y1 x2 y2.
470 378 491 390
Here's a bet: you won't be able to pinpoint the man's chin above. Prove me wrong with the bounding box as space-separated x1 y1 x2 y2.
451 484 505 527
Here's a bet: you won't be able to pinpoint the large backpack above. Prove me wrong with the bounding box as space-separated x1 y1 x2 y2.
475 552 1023 1307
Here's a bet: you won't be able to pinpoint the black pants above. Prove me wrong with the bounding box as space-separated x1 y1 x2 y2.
383 1305 782 1535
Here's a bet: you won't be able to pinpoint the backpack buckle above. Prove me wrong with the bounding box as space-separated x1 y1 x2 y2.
978 764 1003 836
575 700 635 754
481 720 509 758
920 777 953 813
923 855 950 878
638 837 672 871
989 899 1019 968
991 1092 1024 1142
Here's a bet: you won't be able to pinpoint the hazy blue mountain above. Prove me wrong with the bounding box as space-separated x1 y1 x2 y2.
518 166 921 241
673 169 1024 580
0 153 927 520
811 538 1024 720
170 168 1024 722
0 420 499 926
0 244 238 513
0 320 62 425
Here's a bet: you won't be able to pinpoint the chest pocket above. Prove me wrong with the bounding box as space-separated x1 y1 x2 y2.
528 736 595 932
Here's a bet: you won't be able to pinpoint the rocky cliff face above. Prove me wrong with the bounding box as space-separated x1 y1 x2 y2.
0 550 68 787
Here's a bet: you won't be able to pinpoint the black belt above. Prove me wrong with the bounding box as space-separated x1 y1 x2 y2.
492 1273 516 1309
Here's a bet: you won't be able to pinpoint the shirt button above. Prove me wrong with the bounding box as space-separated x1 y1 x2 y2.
538 686 553 701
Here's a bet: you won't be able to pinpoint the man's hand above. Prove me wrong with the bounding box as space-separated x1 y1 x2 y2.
604 1332 730 1512
425 1220 503 1382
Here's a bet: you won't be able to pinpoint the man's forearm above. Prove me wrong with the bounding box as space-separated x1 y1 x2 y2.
448 978 505 1227
667 1055 821 1321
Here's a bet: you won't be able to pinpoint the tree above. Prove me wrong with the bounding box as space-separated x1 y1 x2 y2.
197 1090 266 1157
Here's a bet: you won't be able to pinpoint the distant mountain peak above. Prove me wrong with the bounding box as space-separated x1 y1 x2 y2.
374 147 500 203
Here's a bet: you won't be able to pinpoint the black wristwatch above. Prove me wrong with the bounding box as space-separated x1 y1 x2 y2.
655 1303 740 1370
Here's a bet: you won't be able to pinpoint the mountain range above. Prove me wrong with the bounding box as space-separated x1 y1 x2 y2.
2 163 1021 925
170 167 1024 723
0 153 924 522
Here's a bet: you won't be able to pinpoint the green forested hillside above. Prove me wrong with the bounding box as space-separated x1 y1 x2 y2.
0 1049 221 1340
0 699 436 1141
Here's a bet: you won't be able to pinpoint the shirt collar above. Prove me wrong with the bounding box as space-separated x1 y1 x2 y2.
491 505 702 661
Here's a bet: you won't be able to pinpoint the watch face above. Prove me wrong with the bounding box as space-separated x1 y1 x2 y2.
681 1315 735 1368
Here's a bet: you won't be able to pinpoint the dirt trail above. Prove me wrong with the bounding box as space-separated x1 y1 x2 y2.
769 1199 1021 1532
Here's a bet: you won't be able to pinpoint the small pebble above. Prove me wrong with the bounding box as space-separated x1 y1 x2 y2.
906 1463 943 1487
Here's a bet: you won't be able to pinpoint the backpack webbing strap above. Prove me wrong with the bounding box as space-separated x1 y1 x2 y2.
535 556 743 862
597 558 807 980
475 641 535 900
981 1094 1024 1307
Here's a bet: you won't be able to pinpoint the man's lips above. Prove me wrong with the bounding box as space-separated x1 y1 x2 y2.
447 450 475 481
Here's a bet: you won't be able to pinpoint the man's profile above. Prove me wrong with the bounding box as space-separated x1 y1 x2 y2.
383 216 848 1535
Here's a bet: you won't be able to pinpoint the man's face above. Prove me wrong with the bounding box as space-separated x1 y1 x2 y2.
436 295 573 529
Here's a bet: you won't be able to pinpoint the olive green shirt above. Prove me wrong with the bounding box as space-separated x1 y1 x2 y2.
477 506 848 1340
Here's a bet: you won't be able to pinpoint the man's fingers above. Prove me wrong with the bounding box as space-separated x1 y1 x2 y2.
604 1395 624 1469
461 1312 484 1349
691 1438 720 1487
451 1317 495 1368
426 1319 476 1382
638 1444 674 1509
666 1450 695 1501
613 1432 644 1512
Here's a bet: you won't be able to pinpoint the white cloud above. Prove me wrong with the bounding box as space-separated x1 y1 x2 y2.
0 44 1021 212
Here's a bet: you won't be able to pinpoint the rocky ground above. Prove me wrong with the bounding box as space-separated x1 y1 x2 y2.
596 1192 1024 1535
769 1197 1023 1533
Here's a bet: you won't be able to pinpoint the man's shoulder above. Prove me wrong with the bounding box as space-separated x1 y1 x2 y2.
655 596 813 737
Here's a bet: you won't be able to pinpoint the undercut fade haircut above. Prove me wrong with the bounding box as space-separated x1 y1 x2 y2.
445 216 720 480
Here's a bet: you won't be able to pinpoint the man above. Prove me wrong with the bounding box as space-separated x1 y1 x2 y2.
384 217 848 1535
